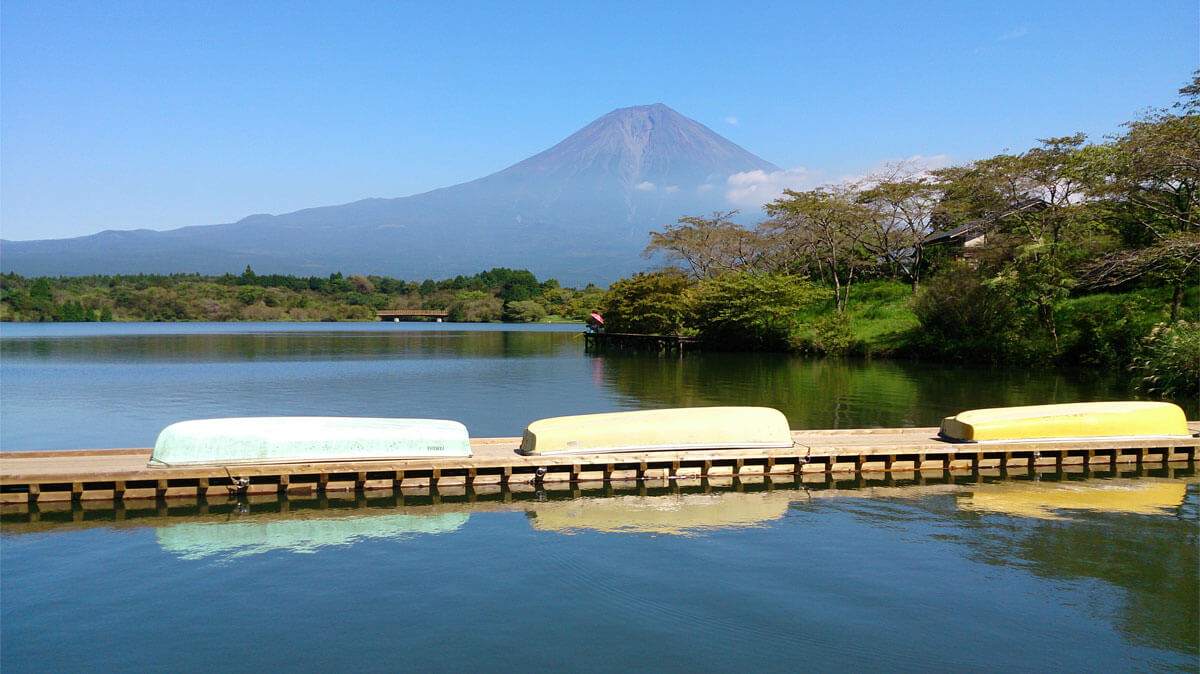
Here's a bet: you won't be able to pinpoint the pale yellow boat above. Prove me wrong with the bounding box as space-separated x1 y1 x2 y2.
939 401 1191 443
518 407 793 456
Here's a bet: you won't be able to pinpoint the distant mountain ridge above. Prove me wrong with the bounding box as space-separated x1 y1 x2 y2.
1 104 780 286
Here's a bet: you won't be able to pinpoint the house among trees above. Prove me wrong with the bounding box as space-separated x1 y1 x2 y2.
923 198 1048 255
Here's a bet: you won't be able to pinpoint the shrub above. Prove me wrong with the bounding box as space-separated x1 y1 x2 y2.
912 262 1031 361
1134 321 1200 400
813 314 856 355
235 286 265 305
1058 293 1158 367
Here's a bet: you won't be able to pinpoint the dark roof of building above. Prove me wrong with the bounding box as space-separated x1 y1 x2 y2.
924 198 1048 246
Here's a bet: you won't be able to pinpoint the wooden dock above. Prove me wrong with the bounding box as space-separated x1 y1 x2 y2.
584 331 699 353
376 309 449 321
3 424 1197 504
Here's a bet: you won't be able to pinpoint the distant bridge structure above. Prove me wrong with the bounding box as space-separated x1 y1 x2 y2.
375 310 449 322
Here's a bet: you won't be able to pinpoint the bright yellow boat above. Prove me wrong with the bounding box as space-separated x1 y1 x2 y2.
518 407 793 456
939 401 1191 443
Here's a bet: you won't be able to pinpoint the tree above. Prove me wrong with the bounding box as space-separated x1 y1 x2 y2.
595 271 692 334
931 135 1105 352
644 211 764 279
348 275 375 294
857 167 940 292
1093 71 1199 240
503 299 547 323
691 272 826 350
1078 71 1200 318
761 186 878 314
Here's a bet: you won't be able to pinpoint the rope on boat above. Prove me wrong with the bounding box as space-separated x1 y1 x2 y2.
222 466 249 492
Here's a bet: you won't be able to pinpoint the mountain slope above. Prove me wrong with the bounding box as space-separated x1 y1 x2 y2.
1 104 779 286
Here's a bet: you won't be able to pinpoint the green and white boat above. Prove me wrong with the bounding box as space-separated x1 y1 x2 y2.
149 416 472 467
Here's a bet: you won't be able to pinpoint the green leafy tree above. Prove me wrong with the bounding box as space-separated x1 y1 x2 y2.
1078 72 1200 319
857 167 941 292
644 211 764 279
596 271 692 334
691 272 826 350
503 299 547 323
762 186 878 314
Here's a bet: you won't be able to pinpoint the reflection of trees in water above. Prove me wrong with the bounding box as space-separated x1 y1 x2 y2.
1 330 581 363
791 476 1197 656
950 481 1197 656
597 354 1131 429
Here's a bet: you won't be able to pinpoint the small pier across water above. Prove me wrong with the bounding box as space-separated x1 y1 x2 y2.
2 424 1197 505
376 309 449 321
584 331 699 353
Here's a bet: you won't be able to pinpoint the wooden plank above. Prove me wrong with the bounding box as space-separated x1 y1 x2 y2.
3 425 1197 502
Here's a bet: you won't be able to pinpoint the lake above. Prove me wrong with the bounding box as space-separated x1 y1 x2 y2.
1 322 1196 671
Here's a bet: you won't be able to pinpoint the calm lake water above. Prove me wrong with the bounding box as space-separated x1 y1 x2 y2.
2 322 1196 671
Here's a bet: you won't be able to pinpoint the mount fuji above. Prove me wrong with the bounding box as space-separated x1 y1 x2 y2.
2 104 780 286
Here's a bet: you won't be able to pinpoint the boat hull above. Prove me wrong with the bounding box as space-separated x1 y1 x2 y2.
519 407 793 456
939 402 1191 443
149 417 472 467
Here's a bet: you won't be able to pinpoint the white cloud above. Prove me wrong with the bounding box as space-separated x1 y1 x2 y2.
723 154 955 209
851 154 954 185
725 116 740 126
724 168 820 207
663 185 679 193
634 181 656 191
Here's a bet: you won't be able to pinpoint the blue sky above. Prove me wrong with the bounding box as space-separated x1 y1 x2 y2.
2 0 1196 241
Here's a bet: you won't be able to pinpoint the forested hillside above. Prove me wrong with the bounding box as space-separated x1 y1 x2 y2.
0 267 603 324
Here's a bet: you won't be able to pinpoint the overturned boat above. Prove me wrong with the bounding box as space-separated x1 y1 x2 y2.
938 401 1191 443
149 417 472 467
518 407 793 456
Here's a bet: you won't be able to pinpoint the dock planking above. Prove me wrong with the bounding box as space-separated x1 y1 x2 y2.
2 424 1197 504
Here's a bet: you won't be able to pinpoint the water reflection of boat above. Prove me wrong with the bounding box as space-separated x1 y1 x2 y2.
518 407 793 456
958 479 1190 520
526 491 793 535
939 401 1190 442
156 508 469 559
149 416 472 467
